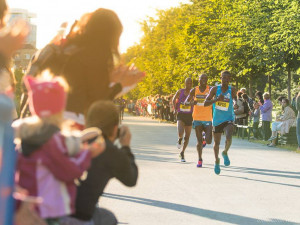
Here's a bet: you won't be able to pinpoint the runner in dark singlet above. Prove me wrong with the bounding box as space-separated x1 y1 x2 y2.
172 78 193 162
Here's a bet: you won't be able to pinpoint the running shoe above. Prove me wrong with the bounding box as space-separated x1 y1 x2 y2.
177 138 183 149
214 162 221 175
202 140 206 148
222 151 230 166
179 152 185 162
202 132 206 148
197 160 203 168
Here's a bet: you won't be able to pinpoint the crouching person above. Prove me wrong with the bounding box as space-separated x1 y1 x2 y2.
67 100 138 225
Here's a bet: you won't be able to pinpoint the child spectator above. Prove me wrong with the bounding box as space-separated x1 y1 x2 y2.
252 102 261 139
14 73 105 224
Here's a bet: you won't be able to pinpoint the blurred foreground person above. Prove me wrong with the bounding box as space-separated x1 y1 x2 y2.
21 8 145 125
69 101 138 225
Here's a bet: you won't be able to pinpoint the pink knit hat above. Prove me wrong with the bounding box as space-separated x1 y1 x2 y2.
24 76 67 117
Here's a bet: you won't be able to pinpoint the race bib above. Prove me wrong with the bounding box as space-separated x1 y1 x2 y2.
215 99 230 111
195 94 206 106
180 104 191 112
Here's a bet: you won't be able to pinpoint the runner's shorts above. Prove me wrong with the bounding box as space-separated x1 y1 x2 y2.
213 121 234 133
177 112 193 126
193 121 212 129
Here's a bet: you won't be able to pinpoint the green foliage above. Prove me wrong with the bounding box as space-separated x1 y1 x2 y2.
123 0 300 100
14 68 24 115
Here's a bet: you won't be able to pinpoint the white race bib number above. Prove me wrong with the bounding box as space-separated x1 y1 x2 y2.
196 94 206 106
215 99 230 111
180 104 191 112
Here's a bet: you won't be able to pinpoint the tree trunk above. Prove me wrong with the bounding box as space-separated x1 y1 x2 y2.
249 74 253 98
287 67 291 102
268 74 271 98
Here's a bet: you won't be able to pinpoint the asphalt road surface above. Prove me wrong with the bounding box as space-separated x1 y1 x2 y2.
100 115 300 225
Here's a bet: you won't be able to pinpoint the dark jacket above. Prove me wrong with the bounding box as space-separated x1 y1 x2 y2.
73 138 138 221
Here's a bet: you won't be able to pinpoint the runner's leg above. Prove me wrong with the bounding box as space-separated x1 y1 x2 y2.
213 132 222 163
223 123 234 154
204 124 213 144
182 125 192 154
195 125 204 160
177 120 185 150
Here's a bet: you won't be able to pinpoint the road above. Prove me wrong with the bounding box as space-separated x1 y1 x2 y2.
100 115 300 225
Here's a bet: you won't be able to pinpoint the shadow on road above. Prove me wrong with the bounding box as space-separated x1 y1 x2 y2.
103 193 298 225
132 145 179 163
196 164 300 189
222 166 300 179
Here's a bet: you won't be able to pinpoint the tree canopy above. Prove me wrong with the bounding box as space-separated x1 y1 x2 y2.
123 0 300 100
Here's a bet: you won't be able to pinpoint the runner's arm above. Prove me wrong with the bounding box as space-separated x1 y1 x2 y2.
172 90 180 111
184 88 195 105
204 87 217 106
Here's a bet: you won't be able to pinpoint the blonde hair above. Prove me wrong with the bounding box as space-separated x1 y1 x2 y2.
263 92 270 100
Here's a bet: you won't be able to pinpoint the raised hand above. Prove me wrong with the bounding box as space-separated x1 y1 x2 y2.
110 65 146 88
0 19 29 59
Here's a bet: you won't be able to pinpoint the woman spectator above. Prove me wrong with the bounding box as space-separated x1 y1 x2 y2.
21 8 144 123
259 92 273 141
234 91 247 125
268 98 295 147
255 91 264 105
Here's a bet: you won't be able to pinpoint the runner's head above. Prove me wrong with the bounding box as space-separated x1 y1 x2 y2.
198 74 208 87
185 77 192 89
220 70 231 86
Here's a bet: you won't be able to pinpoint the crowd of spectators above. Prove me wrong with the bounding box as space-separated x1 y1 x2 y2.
234 88 298 147
127 94 177 123
128 87 299 148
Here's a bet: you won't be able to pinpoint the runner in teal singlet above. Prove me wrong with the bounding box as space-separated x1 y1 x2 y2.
204 71 237 175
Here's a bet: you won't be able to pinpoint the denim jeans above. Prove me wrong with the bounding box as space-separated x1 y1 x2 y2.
297 117 300 148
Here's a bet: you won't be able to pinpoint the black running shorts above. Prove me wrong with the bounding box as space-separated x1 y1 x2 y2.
177 112 193 126
213 121 234 133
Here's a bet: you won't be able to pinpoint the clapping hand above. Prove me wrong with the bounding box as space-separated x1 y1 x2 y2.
110 64 146 88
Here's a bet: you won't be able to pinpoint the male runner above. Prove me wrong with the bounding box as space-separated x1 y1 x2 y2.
185 74 212 167
204 71 237 175
172 78 193 162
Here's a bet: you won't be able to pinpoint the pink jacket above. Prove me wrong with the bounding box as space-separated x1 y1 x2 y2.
17 132 91 219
